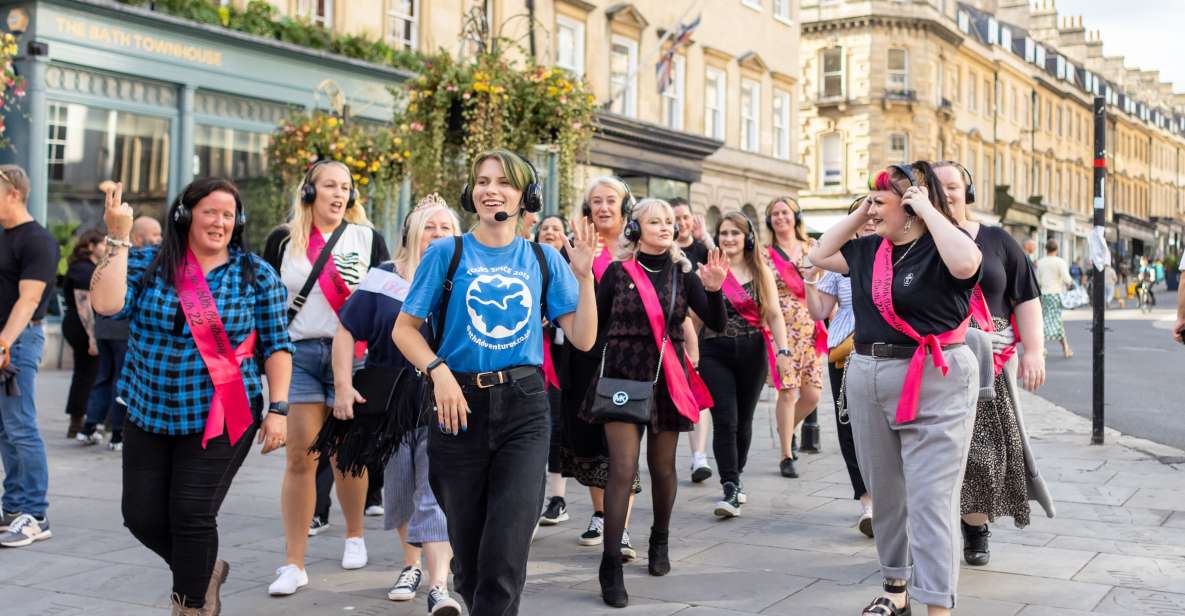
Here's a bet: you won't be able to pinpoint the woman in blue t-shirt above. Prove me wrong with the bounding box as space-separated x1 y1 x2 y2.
331 195 462 614
394 149 599 615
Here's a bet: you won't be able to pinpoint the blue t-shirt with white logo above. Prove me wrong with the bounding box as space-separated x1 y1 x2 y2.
402 234 579 373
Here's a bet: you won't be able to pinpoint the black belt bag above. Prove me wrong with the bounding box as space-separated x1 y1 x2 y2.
854 342 965 359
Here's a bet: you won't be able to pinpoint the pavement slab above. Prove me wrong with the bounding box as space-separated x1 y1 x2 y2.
2 371 1184 615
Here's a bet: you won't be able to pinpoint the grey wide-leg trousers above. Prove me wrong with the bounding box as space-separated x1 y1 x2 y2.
846 345 978 608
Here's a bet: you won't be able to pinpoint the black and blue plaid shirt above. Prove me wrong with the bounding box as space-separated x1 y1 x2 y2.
116 246 294 435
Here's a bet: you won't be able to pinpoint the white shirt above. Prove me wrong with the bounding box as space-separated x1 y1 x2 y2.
279 224 382 341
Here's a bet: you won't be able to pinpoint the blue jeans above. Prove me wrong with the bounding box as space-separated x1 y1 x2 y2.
85 338 128 432
0 324 48 516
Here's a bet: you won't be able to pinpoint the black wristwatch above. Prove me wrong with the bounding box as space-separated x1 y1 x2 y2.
267 401 289 417
776 348 793 358
424 357 446 377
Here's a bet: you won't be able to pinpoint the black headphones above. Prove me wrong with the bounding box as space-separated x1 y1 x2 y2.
170 187 247 244
399 208 414 248
764 197 801 234
582 177 637 220
459 155 543 215
301 160 358 209
715 213 757 253
938 160 977 204
622 202 680 244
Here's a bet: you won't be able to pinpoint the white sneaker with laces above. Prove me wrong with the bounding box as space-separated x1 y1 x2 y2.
364 505 384 516
268 564 308 596
75 431 103 446
0 514 51 547
858 503 874 538
341 536 368 569
387 565 423 601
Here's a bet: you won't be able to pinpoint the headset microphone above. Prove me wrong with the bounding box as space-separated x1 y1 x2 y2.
494 211 510 222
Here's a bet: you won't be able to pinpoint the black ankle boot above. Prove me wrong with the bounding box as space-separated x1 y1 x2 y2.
961 521 991 566
647 527 670 577
599 552 628 607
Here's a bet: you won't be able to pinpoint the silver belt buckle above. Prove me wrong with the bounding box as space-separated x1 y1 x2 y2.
871 343 892 358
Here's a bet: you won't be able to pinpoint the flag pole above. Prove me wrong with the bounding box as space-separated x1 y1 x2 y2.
603 0 701 109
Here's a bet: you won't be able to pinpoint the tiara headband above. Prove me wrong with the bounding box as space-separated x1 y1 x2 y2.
414 193 448 211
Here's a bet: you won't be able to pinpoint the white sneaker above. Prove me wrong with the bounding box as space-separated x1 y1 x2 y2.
0 514 51 547
268 564 308 596
75 431 103 446
364 505 384 517
341 536 368 569
858 503 874 538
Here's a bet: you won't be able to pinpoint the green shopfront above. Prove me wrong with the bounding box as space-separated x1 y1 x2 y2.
0 0 409 232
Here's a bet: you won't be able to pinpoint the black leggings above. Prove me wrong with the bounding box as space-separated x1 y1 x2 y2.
62 316 99 419
122 420 258 608
603 422 679 558
828 360 867 499
700 334 769 486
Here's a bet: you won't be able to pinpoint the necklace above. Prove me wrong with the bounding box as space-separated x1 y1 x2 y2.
639 261 662 273
892 238 919 269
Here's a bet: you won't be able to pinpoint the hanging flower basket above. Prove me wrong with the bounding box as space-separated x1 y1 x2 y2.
0 33 28 149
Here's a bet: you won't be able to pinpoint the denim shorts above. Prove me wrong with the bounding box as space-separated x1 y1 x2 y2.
290 338 350 406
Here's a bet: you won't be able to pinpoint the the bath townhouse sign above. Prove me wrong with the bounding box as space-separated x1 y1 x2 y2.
51 14 222 66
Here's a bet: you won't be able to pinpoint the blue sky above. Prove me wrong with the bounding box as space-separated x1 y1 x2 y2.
1055 0 1185 93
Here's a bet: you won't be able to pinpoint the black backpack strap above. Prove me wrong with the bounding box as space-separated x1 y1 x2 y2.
529 241 550 322
432 236 465 352
288 222 349 324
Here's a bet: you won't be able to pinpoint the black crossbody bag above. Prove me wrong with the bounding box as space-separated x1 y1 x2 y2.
588 266 677 424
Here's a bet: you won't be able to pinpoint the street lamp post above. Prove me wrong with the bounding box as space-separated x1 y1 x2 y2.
1092 96 1106 445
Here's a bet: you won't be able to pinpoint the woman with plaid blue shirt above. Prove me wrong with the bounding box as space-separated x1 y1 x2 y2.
92 178 293 615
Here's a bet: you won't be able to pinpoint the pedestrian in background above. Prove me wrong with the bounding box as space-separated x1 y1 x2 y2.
671 197 714 484
764 197 826 479
535 214 573 527
811 162 982 616
934 161 1055 569
62 229 105 442
331 195 462 614
92 178 292 615
1035 240 1074 358
265 160 390 596
0 165 59 549
78 216 162 450
805 195 878 537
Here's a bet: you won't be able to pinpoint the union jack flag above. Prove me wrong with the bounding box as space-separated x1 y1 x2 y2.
656 14 701 94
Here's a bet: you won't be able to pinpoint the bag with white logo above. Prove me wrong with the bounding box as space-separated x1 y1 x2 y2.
587 267 676 424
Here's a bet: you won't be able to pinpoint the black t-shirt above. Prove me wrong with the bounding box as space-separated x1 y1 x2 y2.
974 225 1040 319
0 221 60 329
63 259 96 318
841 233 981 346
681 239 709 267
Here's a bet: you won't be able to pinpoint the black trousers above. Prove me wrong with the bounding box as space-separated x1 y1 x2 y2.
121 419 258 608
700 334 769 486
429 371 549 616
828 360 867 499
546 385 564 473
62 316 99 419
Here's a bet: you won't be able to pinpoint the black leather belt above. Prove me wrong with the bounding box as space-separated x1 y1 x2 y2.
854 342 965 359
454 365 539 389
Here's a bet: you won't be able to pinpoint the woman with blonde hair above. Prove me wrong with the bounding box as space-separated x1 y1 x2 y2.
763 196 826 478
326 194 463 613
263 159 390 596
588 198 727 606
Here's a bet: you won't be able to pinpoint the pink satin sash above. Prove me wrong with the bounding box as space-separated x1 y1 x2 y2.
593 247 613 283
768 246 829 357
620 260 710 422
542 336 561 389
871 238 970 424
308 226 365 358
176 249 258 448
721 271 783 390
969 286 1021 376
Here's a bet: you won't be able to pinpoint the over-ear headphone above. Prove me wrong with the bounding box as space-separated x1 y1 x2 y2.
937 160 976 204
714 214 757 253
886 163 921 215
622 203 680 244
399 208 414 248
301 160 358 209
459 155 543 215
171 186 247 243
764 197 801 234
582 177 637 220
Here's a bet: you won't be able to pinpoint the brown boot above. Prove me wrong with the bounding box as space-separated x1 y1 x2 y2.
66 414 83 439
204 560 229 615
170 593 207 616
